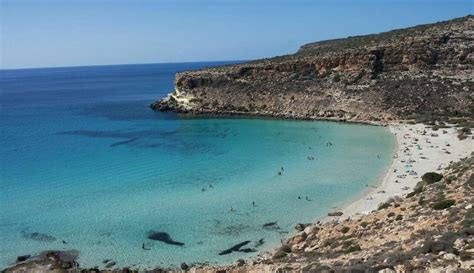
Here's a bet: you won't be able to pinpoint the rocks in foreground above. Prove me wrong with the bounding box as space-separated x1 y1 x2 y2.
5 250 79 273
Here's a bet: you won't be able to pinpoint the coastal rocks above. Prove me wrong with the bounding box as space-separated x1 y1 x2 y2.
180 262 189 270
328 211 344 217
294 223 311 231
303 225 319 235
15 255 30 263
286 232 307 245
5 250 79 273
234 259 245 267
146 231 184 246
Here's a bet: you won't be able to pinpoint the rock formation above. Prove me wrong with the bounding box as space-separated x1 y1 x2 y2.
151 16 473 123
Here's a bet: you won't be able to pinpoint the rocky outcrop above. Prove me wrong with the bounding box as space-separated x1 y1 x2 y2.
151 16 474 123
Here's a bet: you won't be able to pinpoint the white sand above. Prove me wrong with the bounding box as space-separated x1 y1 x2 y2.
328 123 473 221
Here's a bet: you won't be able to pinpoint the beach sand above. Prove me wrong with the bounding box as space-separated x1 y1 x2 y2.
328 123 473 221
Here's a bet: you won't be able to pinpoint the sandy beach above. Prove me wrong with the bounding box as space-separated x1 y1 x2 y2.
332 122 473 221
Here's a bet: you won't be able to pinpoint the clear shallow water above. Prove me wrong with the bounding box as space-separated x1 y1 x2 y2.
0 62 395 269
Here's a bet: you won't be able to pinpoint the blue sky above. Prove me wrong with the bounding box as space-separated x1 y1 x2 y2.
1 0 472 69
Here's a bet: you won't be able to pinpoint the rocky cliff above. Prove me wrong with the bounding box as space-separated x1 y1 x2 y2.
151 16 474 123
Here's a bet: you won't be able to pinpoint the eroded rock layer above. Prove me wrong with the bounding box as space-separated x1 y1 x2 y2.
151 16 473 123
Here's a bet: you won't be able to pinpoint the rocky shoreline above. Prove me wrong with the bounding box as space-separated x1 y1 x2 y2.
151 16 473 125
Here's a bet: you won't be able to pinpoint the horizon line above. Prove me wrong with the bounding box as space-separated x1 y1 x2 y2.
0 59 249 72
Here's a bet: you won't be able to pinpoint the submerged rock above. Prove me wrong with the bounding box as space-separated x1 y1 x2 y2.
146 231 184 246
15 255 30 263
23 232 56 242
180 262 189 270
218 240 256 255
105 261 116 268
328 211 344 217
262 221 279 230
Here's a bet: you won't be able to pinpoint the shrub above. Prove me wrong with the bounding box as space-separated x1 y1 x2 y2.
340 227 350 234
378 202 392 210
387 212 396 218
467 174 474 188
432 199 455 210
421 172 443 184
273 250 288 259
461 127 472 134
421 233 459 254
418 196 426 206
462 208 474 228
280 244 292 253
395 215 403 221
345 244 361 253
460 251 472 261
360 222 369 228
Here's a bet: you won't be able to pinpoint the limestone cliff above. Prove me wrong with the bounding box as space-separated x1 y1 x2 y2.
151 16 474 123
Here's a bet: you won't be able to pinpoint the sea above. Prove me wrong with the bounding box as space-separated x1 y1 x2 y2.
0 62 396 269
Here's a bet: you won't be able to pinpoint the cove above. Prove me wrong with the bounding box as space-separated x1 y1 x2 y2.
0 63 395 269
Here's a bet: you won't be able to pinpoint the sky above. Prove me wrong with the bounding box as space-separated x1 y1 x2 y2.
0 0 472 69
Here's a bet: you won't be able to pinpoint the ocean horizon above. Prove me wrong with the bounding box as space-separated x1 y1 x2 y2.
0 62 396 269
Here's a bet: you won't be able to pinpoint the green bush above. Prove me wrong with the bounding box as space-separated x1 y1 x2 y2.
395 215 403 221
387 212 396 218
378 202 392 210
360 222 369 228
340 227 350 234
460 250 472 261
273 250 288 259
280 244 292 253
432 199 455 210
462 208 474 228
421 232 459 254
345 244 361 253
421 172 443 184
467 174 474 188
461 127 471 134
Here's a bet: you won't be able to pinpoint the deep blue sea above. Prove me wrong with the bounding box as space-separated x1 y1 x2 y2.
0 62 395 269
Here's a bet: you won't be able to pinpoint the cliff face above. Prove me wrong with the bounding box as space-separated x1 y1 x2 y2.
151 16 473 123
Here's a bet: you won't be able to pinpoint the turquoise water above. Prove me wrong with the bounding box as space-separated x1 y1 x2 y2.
0 62 395 269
